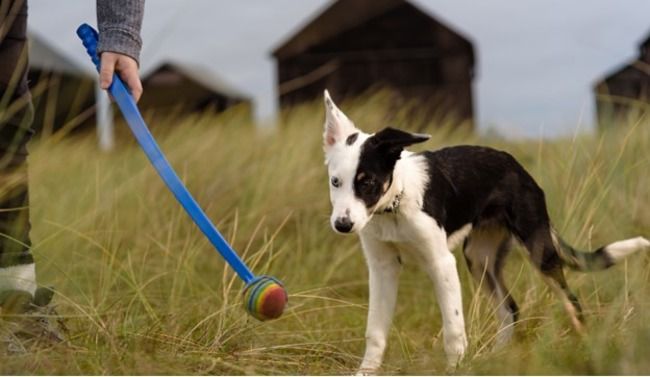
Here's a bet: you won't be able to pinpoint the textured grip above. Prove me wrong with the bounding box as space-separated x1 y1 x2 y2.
76 24 101 71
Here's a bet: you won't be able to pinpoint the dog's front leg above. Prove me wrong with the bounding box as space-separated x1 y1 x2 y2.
357 234 401 375
412 224 467 367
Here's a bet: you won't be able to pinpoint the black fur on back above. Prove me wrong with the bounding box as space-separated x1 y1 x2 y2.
419 145 623 276
419 146 550 248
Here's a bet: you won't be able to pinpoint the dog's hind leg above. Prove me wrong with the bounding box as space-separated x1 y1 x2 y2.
463 224 518 346
521 226 585 333
357 235 401 376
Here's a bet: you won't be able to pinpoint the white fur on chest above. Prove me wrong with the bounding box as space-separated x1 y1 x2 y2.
363 213 422 243
361 153 472 250
361 153 432 243
363 212 470 250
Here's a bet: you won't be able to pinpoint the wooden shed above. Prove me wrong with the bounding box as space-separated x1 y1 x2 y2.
271 0 476 130
28 32 97 136
140 61 252 117
28 35 253 148
594 33 650 129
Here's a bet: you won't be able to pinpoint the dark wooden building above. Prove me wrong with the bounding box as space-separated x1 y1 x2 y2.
140 61 252 117
28 35 252 146
28 33 97 135
271 0 476 130
594 32 650 129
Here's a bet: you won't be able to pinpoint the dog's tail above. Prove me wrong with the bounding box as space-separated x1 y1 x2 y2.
552 229 650 271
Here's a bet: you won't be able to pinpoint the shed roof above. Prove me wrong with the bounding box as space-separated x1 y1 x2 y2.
271 0 474 60
145 61 251 101
594 30 650 88
27 30 250 102
640 31 650 49
28 30 94 77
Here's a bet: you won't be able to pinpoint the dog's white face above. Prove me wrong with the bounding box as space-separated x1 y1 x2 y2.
322 90 430 234
322 92 370 233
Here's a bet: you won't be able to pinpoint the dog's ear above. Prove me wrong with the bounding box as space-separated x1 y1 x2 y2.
369 127 430 161
323 90 356 148
371 127 430 150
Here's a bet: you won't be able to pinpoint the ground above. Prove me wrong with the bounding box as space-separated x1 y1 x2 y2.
1 93 649 374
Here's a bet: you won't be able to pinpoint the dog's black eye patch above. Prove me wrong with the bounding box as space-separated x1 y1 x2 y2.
354 170 384 208
346 133 359 146
353 130 409 209
356 173 376 192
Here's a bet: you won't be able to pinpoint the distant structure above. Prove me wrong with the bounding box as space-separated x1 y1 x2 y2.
140 61 251 117
27 32 251 150
271 0 476 130
594 32 650 129
27 33 100 136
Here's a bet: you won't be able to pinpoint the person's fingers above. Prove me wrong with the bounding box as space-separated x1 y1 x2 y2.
99 53 117 89
99 53 143 101
120 63 143 102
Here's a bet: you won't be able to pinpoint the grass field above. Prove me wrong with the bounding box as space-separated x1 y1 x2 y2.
1 93 649 374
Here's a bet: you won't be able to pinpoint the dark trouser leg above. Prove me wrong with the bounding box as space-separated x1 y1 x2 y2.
0 0 37 298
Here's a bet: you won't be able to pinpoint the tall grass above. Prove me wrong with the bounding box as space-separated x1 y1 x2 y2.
1 92 648 374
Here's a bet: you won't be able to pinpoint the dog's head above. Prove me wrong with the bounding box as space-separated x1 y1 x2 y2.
322 90 430 234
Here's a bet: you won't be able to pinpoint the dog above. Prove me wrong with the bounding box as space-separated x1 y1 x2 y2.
321 90 650 375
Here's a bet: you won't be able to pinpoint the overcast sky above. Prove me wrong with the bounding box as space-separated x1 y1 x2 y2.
29 0 650 138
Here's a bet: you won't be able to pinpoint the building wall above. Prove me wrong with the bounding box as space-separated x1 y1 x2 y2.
594 34 650 130
27 69 96 135
276 3 474 130
595 63 649 129
140 67 251 119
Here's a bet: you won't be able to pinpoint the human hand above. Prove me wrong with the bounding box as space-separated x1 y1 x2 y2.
99 52 143 102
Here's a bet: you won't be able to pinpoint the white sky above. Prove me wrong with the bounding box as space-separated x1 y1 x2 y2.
28 0 650 138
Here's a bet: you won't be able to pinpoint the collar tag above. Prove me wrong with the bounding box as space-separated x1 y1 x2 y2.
377 190 404 214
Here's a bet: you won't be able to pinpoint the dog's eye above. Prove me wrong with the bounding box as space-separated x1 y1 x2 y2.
331 176 341 188
359 177 375 189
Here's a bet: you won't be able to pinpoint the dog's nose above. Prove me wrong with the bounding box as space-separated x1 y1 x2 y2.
334 217 354 233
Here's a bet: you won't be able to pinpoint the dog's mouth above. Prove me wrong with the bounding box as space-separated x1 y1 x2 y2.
333 227 354 235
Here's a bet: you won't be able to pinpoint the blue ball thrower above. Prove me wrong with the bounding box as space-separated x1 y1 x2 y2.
76 23 287 321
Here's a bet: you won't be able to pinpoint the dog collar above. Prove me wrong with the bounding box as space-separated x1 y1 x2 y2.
376 190 404 214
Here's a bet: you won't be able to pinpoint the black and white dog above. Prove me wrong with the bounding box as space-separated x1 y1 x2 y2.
321 90 649 374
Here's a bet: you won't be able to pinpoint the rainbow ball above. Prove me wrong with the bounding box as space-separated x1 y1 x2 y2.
242 276 288 321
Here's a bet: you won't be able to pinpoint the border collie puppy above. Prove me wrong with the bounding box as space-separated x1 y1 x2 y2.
321 90 649 375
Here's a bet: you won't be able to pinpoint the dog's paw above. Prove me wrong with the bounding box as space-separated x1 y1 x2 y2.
444 333 468 368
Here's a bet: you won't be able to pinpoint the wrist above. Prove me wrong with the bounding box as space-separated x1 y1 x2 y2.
97 27 142 65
